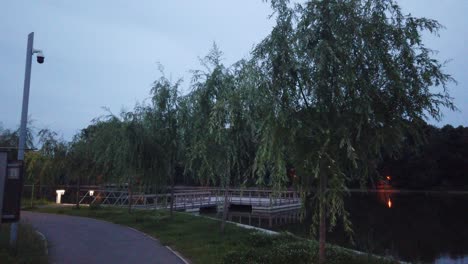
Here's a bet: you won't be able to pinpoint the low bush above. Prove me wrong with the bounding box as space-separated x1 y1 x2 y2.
89 203 101 210
223 232 397 264
0 223 48 264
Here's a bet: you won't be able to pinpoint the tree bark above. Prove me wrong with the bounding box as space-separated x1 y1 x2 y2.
169 178 175 217
75 176 81 209
220 185 229 234
39 179 43 200
170 154 176 217
318 169 327 264
128 181 133 214
30 183 35 208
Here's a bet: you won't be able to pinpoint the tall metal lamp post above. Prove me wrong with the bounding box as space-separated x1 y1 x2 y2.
10 32 45 247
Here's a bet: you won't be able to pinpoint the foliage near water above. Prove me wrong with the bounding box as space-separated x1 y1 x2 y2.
32 206 396 264
385 125 468 189
0 223 48 264
223 232 398 264
21 198 54 210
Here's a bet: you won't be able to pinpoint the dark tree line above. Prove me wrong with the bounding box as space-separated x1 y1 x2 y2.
383 124 468 190
3 123 465 193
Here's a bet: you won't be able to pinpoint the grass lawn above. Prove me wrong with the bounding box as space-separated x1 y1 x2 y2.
21 198 54 210
0 222 48 264
30 205 398 264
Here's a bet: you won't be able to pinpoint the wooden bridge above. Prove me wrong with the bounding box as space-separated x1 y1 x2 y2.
78 188 301 212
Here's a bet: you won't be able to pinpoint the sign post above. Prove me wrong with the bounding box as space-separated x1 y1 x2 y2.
0 152 7 223
0 151 25 224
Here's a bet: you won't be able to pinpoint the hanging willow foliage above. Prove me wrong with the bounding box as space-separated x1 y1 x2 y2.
10 0 455 260
254 0 455 262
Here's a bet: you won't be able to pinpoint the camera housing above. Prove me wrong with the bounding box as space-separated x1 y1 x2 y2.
36 52 44 64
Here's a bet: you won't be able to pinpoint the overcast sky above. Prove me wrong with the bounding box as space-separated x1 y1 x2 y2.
1 0 467 140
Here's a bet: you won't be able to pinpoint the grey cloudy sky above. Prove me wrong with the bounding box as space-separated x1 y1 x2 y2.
1 0 467 140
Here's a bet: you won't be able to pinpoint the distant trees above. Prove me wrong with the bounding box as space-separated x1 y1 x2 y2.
28 129 68 199
384 125 468 189
0 123 34 160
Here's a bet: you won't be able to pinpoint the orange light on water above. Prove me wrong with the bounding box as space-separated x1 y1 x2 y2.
387 198 392 208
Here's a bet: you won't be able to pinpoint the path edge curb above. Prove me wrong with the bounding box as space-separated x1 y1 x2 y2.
126 226 191 264
35 230 48 256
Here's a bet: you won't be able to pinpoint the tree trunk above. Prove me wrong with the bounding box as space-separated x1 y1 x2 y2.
170 154 176 217
39 180 43 200
30 183 35 208
75 176 80 209
128 182 133 214
220 185 229 234
318 169 327 264
170 178 175 217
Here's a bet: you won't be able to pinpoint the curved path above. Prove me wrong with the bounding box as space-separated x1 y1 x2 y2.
21 211 186 264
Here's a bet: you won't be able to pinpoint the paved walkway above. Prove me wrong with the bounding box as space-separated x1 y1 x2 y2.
21 211 186 264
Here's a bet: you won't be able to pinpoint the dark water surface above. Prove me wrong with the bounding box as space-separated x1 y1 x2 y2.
202 193 468 264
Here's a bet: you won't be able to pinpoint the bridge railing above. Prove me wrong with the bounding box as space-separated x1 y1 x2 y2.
78 188 300 210
205 188 300 207
78 189 217 210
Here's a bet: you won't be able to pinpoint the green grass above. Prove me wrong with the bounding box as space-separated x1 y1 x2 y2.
21 198 54 210
0 222 48 264
30 206 398 264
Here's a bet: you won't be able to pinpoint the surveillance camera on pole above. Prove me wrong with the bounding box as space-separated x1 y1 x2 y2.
5 32 44 248
34 49 45 64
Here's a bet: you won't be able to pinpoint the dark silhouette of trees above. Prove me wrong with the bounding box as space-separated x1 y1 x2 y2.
384 124 468 190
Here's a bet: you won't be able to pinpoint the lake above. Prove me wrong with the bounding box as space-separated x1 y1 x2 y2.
201 192 468 264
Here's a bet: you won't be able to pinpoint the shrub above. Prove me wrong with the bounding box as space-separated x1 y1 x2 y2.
224 233 313 264
0 223 48 264
89 203 101 210
223 232 398 264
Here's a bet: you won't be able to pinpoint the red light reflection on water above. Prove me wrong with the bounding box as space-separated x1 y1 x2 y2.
376 177 394 208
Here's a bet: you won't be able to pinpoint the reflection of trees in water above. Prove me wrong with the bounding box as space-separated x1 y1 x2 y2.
331 193 468 263
220 209 302 228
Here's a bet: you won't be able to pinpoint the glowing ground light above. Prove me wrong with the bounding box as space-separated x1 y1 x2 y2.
387 198 392 208
56 190 65 204
386 176 391 180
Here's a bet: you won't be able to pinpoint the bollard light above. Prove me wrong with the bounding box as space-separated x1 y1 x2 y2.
56 190 65 204
89 190 94 196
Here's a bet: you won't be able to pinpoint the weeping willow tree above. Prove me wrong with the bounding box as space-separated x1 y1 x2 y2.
67 130 94 208
18 0 455 257
0 122 35 160
24 129 68 203
186 45 233 232
71 75 182 213
254 0 455 262
185 45 258 232
147 71 181 216
81 112 142 212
